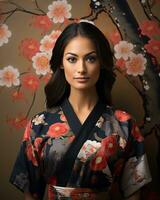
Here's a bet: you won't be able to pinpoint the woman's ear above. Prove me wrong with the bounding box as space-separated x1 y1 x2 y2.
60 65 64 69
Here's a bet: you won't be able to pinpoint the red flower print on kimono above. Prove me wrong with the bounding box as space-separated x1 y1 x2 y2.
114 110 131 122
101 135 118 156
34 137 43 157
23 121 32 141
131 122 144 142
90 151 108 171
26 143 38 166
47 122 69 138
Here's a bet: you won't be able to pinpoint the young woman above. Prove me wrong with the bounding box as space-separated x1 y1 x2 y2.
10 22 152 200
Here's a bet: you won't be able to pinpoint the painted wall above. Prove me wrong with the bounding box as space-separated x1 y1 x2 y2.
0 0 160 199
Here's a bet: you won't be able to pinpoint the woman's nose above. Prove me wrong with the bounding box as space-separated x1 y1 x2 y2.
77 60 87 73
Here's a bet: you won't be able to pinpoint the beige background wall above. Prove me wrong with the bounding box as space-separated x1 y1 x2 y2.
0 0 160 199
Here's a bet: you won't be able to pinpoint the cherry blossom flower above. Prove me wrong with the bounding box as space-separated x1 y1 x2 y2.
6 115 28 129
109 31 121 45
78 140 101 162
40 72 52 83
114 41 134 60
39 35 55 55
115 58 126 71
19 38 40 60
0 24 12 46
126 53 147 76
114 110 131 122
21 74 40 91
47 0 72 23
0 66 20 87
32 114 46 125
139 20 160 37
47 122 69 138
144 39 160 58
30 15 52 32
11 91 25 102
32 52 50 75
49 30 62 41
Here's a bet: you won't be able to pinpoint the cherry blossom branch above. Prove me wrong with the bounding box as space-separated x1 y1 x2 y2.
103 8 123 40
139 0 160 23
0 0 46 24
25 91 36 118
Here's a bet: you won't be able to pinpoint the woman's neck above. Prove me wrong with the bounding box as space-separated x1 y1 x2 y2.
68 87 98 113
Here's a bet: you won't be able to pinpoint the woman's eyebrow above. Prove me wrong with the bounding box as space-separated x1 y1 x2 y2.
64 51 97 56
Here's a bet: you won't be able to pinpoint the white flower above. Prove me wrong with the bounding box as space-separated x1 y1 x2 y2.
47 0 72 23
78 140 101 162
32 52 50 75
114 40 134 60
126 53 147 76
32 114 45 125
0 65 20 87
40 35 55 56
0 24 12 47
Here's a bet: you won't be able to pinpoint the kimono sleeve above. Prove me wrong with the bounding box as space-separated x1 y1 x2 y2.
120 118 152 198
9 120 46 199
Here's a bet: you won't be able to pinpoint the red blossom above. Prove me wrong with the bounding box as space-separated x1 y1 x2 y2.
101 135 118 156
131 123 144 142
144 39 160 58
109 31 121 45
21 74 40 91
23 120 32 141
47 122 69 138
41 73 52 83
6 115 28 129
90 151 108 171
31 15 52 32
34 137 43 150
11 90 25 101
19 38 40 60
26 143 38 166
115 58 126 70
114 110 131 122
60 114 67 121
139 20 160 37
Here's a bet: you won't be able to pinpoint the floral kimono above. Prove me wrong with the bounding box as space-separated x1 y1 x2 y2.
10 98 152 200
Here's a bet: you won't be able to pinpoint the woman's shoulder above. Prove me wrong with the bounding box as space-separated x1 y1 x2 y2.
28 106 62 137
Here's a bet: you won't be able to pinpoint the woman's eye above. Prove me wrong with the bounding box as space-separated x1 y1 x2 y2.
67 57 77 63
86 56 97 63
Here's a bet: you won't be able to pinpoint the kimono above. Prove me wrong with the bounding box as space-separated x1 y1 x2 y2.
10 98 152 200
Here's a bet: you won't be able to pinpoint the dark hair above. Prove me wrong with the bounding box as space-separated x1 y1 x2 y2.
45 22 116 108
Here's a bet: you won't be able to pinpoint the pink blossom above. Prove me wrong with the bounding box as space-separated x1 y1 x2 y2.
126 53 147 76
47 0 72 23
0 24 12 46
114 41 134 60
32 52 50 75
0 66 20 87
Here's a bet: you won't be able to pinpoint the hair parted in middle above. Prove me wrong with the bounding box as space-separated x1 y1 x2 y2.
45 22 116 109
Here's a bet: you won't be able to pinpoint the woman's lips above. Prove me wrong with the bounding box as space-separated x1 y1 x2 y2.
74 77 90 82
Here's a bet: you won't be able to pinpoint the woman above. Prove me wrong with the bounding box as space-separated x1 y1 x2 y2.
10 22 152 200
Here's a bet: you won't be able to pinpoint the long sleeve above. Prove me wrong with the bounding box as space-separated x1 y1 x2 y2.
9 120 46 200
120 118 152 198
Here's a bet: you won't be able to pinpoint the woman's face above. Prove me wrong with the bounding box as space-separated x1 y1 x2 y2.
62 36 100 91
